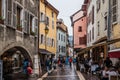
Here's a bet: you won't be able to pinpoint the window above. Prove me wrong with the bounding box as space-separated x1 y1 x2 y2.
78 26 82 32
92 6 94 24
104 16 107 30
88 33 89 43
30 15 33 34
52 12 54 18
41 34 43 44
52 39 54 47
40 12 45 21
64 36 65 42
59 45 61 52
97 0 100 12
52 20 54 29
61 35 63 41
46 16 49 26
79 36 86 45
92 27 94 40
102 0 105 3
112 0 117 23
98 22 100 36
17 6 22 31
59 33 60 40
90 31 91 42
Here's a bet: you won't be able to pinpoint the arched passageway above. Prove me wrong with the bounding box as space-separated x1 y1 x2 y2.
1 46 32 80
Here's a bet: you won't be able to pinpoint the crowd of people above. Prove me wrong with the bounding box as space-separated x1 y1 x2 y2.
78 57 120 80
45 56 74 74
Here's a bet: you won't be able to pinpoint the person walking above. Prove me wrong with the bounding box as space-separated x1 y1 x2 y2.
104 57 112 68
69 57 72 68
46 56 51 74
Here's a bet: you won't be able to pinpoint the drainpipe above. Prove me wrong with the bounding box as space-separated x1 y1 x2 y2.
107 0 111 57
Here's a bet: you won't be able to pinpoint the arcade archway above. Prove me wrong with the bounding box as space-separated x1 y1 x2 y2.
1 46 32 79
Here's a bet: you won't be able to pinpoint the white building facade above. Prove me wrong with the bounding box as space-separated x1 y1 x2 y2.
56 19 67 57
87 0 96 57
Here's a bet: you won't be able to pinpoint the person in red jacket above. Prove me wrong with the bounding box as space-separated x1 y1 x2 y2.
69 57 72 68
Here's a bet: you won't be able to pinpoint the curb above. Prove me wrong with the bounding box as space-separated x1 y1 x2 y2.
76 71 86 80
37 69 53 80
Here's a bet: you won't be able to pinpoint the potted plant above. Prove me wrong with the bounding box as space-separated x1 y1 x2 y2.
0 16 4 24
17 24 22 31
30 31 36 36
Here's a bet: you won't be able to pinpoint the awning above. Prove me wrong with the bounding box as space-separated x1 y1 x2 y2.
108 49 120 58
39 49 54 55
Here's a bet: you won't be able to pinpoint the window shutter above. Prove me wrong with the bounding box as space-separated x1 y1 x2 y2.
24 10 28 33
20 9 24 29
12 2 17 28
6 0 12 26
2 0 6 19
32 17 35 32
27 12 30 33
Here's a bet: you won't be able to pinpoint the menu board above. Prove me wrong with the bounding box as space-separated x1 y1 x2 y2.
0 60 3 80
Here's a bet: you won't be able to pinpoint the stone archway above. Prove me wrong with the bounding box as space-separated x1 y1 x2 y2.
1 46 33 79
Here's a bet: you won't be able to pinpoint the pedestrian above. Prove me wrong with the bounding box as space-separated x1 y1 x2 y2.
101 66 109 80
23 59 29 74
46 56 51 74
52 56 57 70
69 57 72 68
104 57 112 68
27 64 33 75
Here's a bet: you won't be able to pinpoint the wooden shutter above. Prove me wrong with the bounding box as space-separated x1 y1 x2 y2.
21 9 24 30
2 0 6 19
12 2 17 28
24 10 27 33
6 0 12 26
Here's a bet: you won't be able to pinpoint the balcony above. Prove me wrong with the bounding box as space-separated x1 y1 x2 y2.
17 25 22 31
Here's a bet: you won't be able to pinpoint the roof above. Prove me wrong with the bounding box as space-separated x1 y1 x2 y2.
45 0 59 15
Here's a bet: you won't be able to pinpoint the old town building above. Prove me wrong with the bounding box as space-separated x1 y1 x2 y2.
70 3 87 54
0 0 39 78
39 0 59 74
56 19 68 57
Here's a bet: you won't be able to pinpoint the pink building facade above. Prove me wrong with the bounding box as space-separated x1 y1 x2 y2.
70 7 87 52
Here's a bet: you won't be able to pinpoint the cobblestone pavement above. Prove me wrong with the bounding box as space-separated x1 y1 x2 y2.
42 65 80 80
82 73 100 80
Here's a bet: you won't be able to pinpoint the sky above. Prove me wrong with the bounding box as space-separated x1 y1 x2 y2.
47 0 84 36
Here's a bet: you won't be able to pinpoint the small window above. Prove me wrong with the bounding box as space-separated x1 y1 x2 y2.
98 22 100 36
104 16 107 30
41 34 43 44
52 12 54 18
102 0 105 3
52 20 54 29
78 26 82 32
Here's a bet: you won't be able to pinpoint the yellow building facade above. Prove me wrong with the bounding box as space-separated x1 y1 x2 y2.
39 0 59 55
112 24 120 48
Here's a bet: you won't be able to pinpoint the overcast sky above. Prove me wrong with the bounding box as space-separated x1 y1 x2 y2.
47 0 84 36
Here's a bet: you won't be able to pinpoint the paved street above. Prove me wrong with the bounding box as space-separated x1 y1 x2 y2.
42 65 80 80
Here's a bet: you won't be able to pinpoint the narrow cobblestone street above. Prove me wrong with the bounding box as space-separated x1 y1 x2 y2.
42 65 80 80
